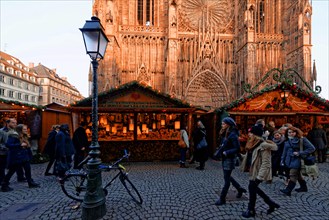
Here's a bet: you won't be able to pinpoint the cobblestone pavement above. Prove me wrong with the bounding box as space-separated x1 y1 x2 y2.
0 159 328 220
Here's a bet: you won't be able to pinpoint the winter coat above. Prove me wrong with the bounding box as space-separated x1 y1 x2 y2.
6 130 32 167
241 140 277 181
72 126 89 155
0 127 13 155
307 128 327 150
219 128 240 170
55 130 75 161
43 130 57 156
193 127 208 162
180 129 189 149
281 137 315 169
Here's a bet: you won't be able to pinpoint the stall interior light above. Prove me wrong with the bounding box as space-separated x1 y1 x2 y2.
174 121 180 130
280 90 290 98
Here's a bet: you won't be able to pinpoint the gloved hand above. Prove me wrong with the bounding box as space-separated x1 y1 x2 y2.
255 178 262 185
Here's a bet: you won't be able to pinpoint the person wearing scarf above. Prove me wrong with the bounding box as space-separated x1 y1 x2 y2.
241 124 280 218
280 127 315 196
215 117 246 206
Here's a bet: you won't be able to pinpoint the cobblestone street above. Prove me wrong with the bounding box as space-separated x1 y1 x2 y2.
0 159 328 220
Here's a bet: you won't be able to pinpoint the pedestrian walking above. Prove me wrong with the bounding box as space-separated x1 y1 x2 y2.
43 124 60 176
241 124 280 218
271 131 285 177
1 124 39 192
307 124 327 163
72 122 88 169
215 117 246 206
280 127 315 196
192 120 208 170
54 124 75 178
178 122 189 168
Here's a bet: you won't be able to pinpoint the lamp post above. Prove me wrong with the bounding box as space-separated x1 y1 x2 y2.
80 16 109 220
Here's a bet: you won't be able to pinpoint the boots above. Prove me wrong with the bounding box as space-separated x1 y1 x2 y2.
280 181 296 196
242 209 256 218
267 201 280 214
28 179 40 188
295 179 308 192
215 198 226 206
236 188 247 198
1 182 13 192
179 163 188 168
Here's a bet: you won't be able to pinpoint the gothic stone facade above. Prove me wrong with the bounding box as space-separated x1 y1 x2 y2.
92 0 314 110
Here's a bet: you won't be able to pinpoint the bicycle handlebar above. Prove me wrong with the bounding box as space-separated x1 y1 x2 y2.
78 150 129 170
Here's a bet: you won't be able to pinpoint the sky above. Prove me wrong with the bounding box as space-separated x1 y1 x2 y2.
0 0 328 99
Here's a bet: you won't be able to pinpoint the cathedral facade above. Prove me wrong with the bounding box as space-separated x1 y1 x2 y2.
92 0 314 109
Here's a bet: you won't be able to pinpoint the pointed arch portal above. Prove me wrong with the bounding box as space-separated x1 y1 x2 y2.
185 70 230 109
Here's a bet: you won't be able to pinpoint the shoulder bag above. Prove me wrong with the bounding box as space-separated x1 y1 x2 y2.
300 138 319 179
178 131 187 148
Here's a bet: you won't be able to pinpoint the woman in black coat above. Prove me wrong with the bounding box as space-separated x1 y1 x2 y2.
192 120 208 170
215 117 246 206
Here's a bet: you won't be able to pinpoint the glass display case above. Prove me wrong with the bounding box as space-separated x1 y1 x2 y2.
82 112 183 141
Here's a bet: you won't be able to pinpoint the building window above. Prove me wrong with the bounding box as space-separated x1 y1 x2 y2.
137 0 154 26
0 88 4 96
31 96 36 102
0 75 4 82
18 81 22 88
8 90 14 98
9 78 14 85
17 93 22 100
25 94 29 101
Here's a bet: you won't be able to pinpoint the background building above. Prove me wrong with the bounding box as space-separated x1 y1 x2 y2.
0 51 39 106
92 0 315 110
0 51 83 106
31 63 83 106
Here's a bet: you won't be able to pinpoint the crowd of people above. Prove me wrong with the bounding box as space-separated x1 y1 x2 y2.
0 119 89 192
177 116 327 218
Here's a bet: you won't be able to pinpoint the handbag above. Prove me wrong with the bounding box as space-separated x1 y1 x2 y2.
299 138 319 179
197 137 208 149
178 131 187 148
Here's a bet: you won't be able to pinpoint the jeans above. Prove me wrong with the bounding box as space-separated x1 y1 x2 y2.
2 161 32 185
248 180 274 210
220 169 242 200
179 148 187 164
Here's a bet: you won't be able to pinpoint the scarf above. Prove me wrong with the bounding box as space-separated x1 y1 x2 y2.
245 135 263 151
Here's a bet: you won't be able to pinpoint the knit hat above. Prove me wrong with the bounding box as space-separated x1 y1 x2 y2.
222 117 237 127
250 124 263 137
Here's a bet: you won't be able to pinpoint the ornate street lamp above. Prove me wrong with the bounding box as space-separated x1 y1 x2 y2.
80 16 109 220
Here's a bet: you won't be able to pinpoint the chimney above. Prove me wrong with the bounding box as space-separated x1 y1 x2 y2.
29 62 34 68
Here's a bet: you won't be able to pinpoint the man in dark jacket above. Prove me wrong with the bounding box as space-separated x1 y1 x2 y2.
54 124 75 177
307 124 328 163
72 122 89 169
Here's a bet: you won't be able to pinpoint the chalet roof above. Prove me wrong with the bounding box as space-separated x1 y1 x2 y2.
72 81 193 112
216 82 329 115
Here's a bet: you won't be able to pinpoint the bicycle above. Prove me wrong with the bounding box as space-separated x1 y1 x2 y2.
59 150 143 204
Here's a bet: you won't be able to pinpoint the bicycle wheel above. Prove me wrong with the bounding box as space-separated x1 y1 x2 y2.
60 173 87 202
119 174 143 204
